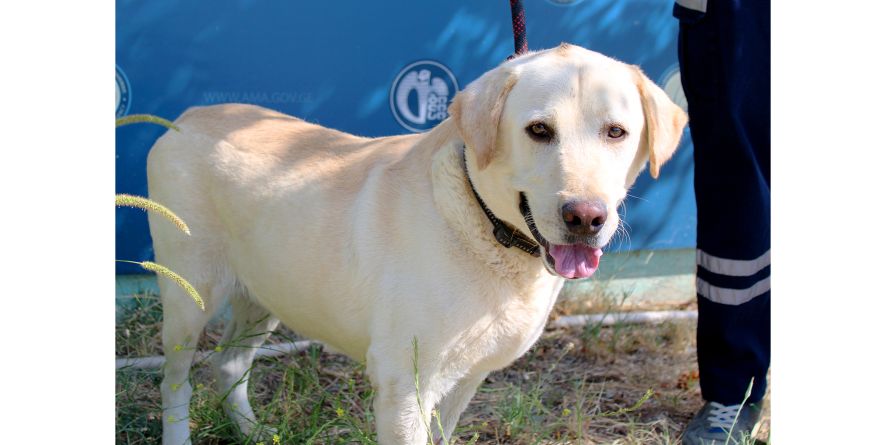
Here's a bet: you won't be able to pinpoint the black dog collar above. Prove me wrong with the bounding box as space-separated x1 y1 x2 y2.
462 146 541 257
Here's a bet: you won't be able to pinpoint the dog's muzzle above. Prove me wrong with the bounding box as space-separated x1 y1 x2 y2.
520 192 603 280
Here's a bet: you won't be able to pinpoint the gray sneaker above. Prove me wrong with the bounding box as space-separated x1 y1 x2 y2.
681 401 762 445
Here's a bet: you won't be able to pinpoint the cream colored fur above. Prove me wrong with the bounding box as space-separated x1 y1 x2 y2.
147 44 686 445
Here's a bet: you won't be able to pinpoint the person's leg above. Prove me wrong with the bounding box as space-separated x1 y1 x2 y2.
676 0 770 442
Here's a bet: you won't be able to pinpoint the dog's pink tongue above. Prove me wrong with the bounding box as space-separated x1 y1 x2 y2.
548 244 603 279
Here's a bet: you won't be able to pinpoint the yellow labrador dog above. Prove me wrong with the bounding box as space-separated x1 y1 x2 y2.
147 43 686 444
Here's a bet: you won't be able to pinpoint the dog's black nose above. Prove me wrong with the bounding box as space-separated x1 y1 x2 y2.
561 200 607 235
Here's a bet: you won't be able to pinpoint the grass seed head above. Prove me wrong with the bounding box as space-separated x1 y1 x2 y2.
115 114 180 131
116 194 191 235
139 261 205 311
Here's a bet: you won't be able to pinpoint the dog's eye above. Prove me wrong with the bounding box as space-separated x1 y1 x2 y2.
607 126 626 139
526 123 554 142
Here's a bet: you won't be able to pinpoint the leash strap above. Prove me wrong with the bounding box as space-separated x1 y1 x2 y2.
508 0 528 59
462 147 541 257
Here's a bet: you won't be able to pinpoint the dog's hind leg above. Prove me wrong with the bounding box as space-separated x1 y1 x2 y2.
159 278 216 445
212 290 280 439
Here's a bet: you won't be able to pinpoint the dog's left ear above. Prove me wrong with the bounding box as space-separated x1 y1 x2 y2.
449 67 518 170
633 66 689 179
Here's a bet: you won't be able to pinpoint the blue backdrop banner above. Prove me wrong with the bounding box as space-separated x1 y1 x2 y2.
116 0 695 274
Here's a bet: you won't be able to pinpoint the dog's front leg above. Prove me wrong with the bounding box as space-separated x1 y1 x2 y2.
432 372 488 444
367 344 442 445
371 374 440 445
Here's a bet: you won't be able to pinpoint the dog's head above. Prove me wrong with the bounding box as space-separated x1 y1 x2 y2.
449 44 687 279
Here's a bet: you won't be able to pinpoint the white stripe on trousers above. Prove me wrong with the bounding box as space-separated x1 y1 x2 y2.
696 276 770 306
676 0 708 13
696 249 771 305
697 249 770 277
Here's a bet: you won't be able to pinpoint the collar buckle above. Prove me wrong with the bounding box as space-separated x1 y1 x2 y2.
493 222 518 248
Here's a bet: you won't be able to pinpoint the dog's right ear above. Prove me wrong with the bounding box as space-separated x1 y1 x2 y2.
448 67 517 170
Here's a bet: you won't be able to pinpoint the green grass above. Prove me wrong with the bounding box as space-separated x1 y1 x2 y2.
117 344 378 444
115 292 769 444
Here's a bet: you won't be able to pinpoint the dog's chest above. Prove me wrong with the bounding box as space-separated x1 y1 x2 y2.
459 277 564 372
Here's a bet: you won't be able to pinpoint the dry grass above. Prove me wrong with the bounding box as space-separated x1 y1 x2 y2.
116 292 769 444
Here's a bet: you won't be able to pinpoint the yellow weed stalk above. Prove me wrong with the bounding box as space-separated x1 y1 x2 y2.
139 261 205 311
115 194 190 235
115 114 180 131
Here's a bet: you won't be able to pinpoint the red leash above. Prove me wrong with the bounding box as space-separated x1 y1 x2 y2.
508 0 528 58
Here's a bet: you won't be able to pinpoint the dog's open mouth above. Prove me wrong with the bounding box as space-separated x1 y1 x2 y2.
546 243 603 279
519 193 603 280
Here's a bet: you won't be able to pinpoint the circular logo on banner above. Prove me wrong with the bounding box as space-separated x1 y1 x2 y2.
659 65 688 113
116 65 132 118
546 0 585 6
390 60 458 133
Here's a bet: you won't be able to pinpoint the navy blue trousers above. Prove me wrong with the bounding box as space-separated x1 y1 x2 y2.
675 0 770 404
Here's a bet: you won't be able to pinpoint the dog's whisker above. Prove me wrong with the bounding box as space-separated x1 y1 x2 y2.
625 192 649 203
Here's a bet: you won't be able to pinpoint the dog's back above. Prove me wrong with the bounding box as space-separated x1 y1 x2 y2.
146 103 428 353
